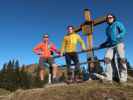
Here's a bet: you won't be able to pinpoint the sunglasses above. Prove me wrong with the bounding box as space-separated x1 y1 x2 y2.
107 16 113 19
43 36 48 38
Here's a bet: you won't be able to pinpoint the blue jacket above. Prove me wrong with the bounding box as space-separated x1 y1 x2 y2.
105 21 126 45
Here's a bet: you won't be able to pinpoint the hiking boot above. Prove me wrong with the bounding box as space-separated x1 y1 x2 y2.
53 77 59 84
65 79 74 84
94 73 113 84
93 73 106 80
75 78 83 83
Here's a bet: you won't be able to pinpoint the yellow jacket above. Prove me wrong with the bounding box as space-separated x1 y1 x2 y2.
61 32 86 53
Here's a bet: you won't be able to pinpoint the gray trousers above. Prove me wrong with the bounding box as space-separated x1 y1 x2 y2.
105 42 127 82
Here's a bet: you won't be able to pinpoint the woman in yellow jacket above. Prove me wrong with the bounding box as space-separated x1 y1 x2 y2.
61 25 86 83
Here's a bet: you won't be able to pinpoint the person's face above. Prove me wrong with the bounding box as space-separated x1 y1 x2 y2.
67 27 74 34
90 62 95 68
43 36 49 42
107 15 114 24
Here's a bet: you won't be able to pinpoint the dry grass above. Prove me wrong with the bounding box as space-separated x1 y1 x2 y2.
1 79 133 100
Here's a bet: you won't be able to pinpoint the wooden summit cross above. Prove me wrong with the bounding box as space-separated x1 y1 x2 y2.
75 9 106 59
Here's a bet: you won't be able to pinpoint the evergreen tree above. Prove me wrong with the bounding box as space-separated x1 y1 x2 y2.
14 60 20 78
1 63 7 73
6 60 14 73
19 65 31 89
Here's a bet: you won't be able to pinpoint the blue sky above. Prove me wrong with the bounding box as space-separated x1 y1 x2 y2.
0 0 133 68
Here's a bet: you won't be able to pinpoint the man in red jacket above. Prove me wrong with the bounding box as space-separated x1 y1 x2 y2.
33 34 60 83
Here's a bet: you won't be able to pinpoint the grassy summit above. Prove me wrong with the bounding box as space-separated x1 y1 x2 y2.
1 79 133 100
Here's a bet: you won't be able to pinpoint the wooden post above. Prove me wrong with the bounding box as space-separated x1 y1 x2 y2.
83 9 93 57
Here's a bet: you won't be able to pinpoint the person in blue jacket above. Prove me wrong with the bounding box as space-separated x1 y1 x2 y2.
100 13 127 83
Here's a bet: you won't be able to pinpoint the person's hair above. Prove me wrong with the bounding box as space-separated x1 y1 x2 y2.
84 8 91 12
84 8 89 11
106 13 116 22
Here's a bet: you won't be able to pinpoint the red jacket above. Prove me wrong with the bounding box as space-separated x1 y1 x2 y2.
33 42 60 58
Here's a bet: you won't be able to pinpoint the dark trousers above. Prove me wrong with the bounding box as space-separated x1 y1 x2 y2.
65 52 80 78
